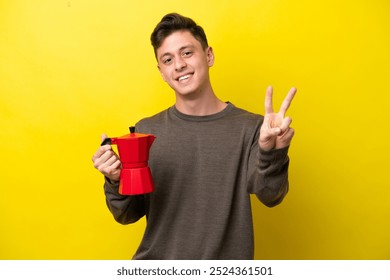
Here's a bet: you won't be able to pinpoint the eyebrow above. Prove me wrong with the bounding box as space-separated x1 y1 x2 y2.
158 44 195 61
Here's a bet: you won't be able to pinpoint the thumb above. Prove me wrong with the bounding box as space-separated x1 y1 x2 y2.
101 133 108 141
261 126 282 138
269 127 282 137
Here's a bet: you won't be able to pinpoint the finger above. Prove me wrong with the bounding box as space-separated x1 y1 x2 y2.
287 127 295 139
106 159 122 174
102 153 121 167
92 145 112 162
259 126 281 151
279 87 297 116
276 127 295 149
99 160 121 180
95 153 118 173
279 116 292 133
92 147 115 169
262 127 282 138
104 154 120 168
264 86 274 114
101 133 108 142
111 158 122 169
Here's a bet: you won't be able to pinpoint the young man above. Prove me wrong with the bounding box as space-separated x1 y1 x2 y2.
92 13 297 259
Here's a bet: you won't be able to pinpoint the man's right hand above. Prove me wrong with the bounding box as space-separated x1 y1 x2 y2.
92 134 121 182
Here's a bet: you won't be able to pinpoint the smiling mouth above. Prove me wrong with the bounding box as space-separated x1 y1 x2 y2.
177 74 192 81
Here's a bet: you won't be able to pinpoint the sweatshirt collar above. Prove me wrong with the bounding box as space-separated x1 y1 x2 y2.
170 102 234 122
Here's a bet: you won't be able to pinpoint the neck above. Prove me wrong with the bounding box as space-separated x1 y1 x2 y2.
174 87 227 116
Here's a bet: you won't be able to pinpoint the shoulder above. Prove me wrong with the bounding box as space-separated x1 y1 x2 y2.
135 108 170 133
222 103 263 144
228 103 264 124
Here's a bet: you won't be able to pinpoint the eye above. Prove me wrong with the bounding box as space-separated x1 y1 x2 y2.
182 51 193 57
162 57 173 65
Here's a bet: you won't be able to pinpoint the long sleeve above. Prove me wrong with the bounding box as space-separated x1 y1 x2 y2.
104 178 146 224
103 104 291 259
247 144 290 207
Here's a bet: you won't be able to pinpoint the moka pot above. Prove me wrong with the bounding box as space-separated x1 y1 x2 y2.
101 126 156 195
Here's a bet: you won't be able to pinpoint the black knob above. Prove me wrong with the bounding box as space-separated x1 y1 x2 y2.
129 126 135 133
100 138 112 146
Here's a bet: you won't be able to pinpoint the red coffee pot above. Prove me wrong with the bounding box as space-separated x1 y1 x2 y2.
102 126 156 195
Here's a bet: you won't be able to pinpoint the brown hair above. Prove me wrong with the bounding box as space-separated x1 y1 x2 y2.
151 13 209 58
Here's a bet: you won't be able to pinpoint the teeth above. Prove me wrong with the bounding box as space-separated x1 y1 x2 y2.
178 75 190 81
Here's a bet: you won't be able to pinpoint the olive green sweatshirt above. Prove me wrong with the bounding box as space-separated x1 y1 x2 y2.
104 103 290 259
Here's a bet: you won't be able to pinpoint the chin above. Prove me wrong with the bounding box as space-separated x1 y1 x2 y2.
173 85 197 97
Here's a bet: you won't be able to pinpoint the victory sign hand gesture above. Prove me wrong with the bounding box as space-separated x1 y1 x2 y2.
259 86 297 151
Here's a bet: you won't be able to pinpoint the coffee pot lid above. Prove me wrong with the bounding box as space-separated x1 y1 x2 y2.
116 126 154 139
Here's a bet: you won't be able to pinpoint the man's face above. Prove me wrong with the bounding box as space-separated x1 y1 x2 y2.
156 30 214 97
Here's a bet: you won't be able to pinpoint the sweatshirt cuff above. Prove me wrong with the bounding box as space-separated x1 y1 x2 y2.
104 176 120 189
258 145 289 164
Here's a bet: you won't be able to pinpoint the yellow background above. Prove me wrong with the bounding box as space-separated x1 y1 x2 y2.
1 0 389 259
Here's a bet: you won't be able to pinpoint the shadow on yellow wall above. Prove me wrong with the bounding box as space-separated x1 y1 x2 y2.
1 0 389 259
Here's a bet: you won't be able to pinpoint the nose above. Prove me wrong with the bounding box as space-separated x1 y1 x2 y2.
174 56 187 71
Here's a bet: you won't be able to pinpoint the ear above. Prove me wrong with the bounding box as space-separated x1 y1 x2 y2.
206 46 215 67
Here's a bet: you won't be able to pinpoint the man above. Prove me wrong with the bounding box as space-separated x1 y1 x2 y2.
92 13 296 259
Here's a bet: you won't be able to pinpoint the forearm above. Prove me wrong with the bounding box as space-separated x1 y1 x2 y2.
248 146 290 207
104 178 146 224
